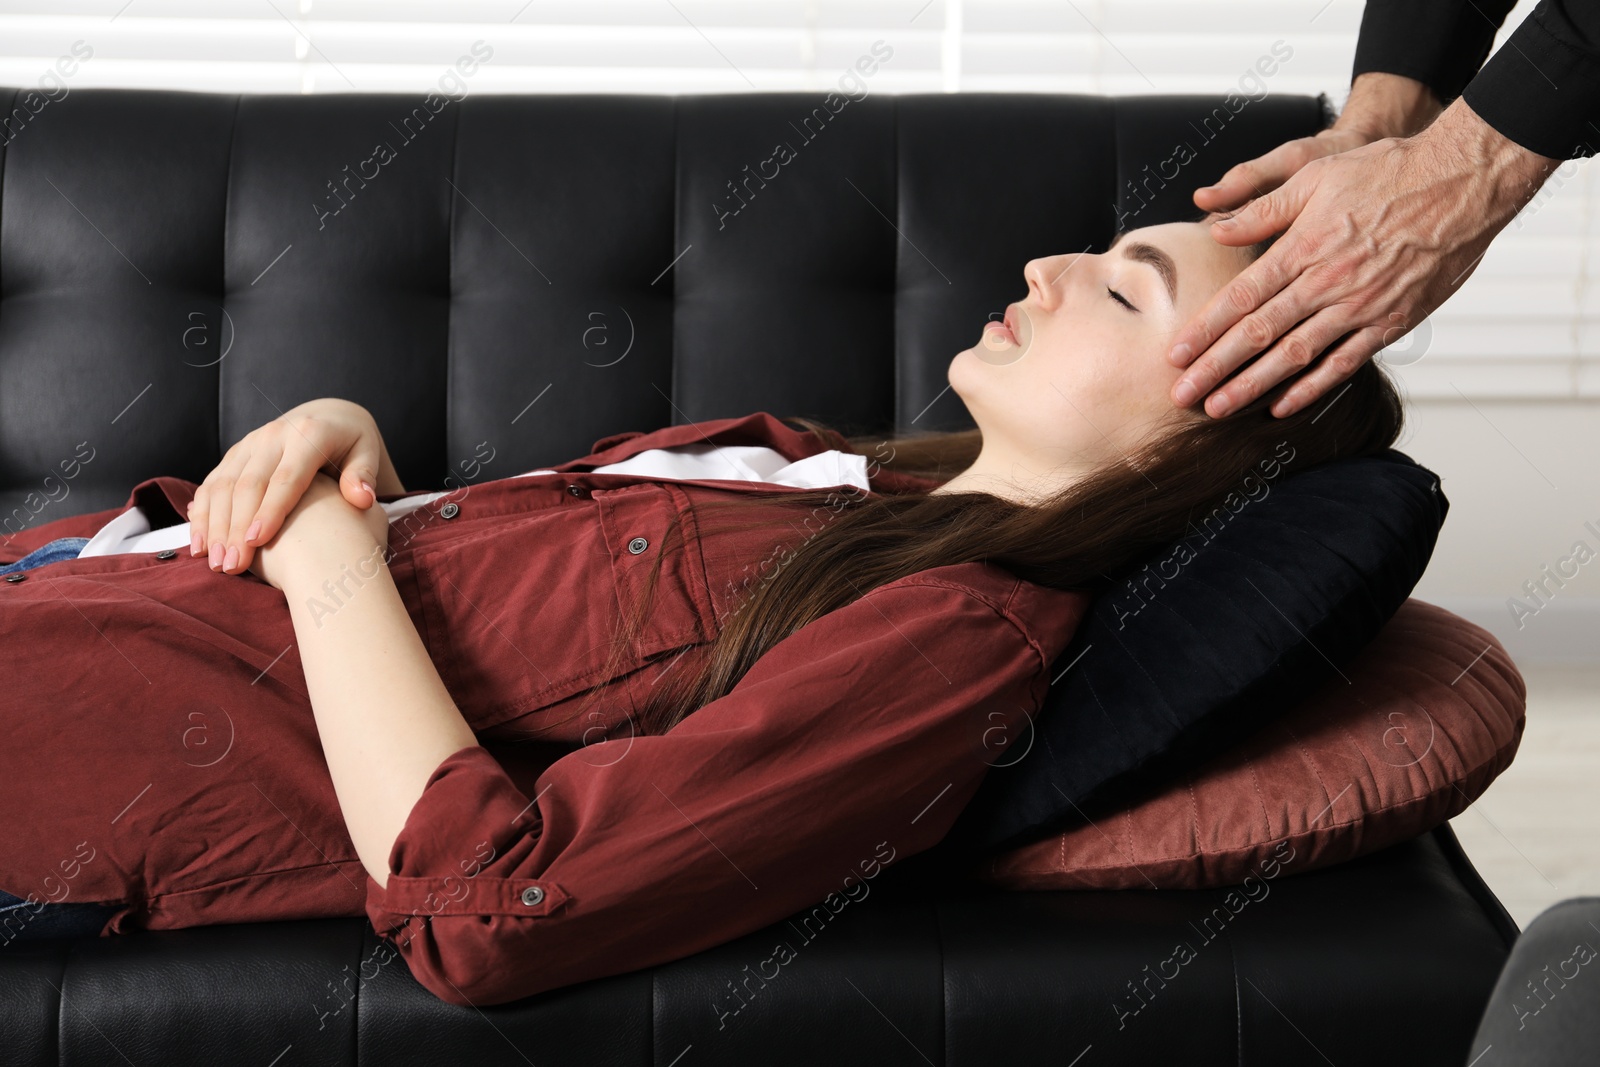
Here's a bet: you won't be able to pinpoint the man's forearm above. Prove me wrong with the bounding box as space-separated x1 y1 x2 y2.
1335 72 1443 141
1416 97 1564 231
280 533 479 890
1350 0 1517 112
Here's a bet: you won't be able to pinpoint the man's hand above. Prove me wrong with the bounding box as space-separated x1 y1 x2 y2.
1195 72 1444 213
1169 97 1560 419
248 472 390 591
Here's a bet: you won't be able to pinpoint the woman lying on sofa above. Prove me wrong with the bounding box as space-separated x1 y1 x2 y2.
0 210 1402 1007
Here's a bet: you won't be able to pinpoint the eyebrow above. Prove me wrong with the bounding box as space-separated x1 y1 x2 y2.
1105 230 1178 307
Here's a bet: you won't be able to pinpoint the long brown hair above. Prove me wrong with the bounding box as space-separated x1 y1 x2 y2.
562 229 1405 737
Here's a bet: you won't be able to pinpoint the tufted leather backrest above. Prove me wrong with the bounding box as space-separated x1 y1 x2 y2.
0 88 1328 522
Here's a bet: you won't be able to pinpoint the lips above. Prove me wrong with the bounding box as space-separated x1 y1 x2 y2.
982 304 1022 347
984 319 1017 346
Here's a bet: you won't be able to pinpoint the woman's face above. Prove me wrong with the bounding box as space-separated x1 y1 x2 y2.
949 218 1253 475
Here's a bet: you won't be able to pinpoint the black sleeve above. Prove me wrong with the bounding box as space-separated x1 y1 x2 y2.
1460 0 1600 159
1351 0 1518 106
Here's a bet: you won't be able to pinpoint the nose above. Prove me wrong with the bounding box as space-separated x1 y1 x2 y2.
1023 252 1087 312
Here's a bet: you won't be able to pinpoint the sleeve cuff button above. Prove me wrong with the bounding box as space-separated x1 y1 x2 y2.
520 886 545 906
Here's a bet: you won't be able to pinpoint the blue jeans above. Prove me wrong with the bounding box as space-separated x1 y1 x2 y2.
1 536 122 943
0 888 118 943
0 536 90 575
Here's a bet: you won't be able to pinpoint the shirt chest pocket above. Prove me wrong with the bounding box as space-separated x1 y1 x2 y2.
410 483 713 733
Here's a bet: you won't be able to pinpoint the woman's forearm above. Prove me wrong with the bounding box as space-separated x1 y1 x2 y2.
278 531 478 889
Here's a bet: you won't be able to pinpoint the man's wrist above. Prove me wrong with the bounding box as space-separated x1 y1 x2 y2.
1417 97 1562 226
1335 72 1443 141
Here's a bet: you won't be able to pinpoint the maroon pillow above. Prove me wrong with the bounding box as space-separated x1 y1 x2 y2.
975 599 1525 890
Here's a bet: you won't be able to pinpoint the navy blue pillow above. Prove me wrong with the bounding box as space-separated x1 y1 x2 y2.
948 447 1448 854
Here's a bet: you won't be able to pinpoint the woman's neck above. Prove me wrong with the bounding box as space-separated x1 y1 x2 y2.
929 443 1089 505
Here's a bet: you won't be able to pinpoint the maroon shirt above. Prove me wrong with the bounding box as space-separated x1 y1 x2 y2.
0 411 1088 1006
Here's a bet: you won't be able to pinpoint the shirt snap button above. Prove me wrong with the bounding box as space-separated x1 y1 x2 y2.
4 572 25 583
156 549 179 560
627 536 649 554
566 484 587 497
520 885 545 906
439 502 460 519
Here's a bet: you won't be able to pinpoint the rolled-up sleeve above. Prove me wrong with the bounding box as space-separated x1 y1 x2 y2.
363 575 1062 1007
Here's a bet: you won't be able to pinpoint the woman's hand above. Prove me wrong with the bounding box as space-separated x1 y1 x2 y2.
248 472 391 591
189 397 404 575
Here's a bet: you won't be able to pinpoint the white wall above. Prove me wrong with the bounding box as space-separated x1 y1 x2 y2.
1400 401 1600 664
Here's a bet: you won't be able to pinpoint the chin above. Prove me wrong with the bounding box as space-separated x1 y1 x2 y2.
952 341 1008 378
947 349 979 399
948 369 1001 431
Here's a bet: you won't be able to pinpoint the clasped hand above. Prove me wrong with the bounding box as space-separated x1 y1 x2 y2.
245 472 391 590
184 397 404 585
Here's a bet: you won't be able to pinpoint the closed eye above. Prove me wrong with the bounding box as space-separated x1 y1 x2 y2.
1106 286 1140 313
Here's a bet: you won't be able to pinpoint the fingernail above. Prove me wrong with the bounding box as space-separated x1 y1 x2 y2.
1168 343 1193 366
245 519 261 544
1214 217 1236 229
1173 380 1198 406
223 545 239 571
360 480 375 498
191 530 202 556
209 542 224 569
1209 393 1232 417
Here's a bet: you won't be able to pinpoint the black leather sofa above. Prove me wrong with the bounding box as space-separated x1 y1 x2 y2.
0 86 1519 1065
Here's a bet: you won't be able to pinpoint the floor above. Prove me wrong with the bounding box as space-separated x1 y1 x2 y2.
1448 665 1600 930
